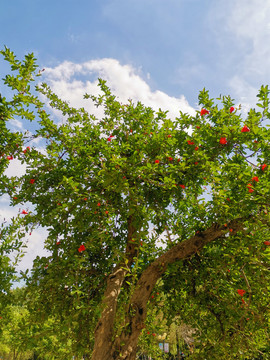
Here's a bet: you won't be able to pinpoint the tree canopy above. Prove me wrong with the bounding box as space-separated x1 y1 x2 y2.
0 47 269 360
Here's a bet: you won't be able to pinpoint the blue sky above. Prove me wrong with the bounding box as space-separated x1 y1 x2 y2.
1 0 270 272
2 0 270 107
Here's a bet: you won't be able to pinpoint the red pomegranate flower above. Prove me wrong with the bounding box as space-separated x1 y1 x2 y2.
78 244 86 253
252 176 259 182
264 241 270 246
29 179 35 184
155 160 160 164
23 147 30 154
247 184 254 193
200 108 209 116
230 107 234 113
261 164 267 171
237 289 246 296
241 125 250 133
179 184 185 189
187 140 194 145
21 210 28 215
220 137 227 145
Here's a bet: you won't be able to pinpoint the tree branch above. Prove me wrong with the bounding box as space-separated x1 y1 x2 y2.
117 217 246 359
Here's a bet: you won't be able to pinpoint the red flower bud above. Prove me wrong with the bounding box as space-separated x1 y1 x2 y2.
187 140 194 145
29 179 35 184
155 160 160 164
168 157 173 161
230 106 234 113
179 184 185 189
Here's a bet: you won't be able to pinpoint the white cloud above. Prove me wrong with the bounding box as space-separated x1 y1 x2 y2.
9 118 23 129
227 75 258 115
16 228 50 273
0 198 49 273
4 158 27 177
210 0 270 107
43 58 195 120
226 0 270 81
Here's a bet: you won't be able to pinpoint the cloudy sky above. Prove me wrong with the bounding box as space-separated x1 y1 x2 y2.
1 0 270 273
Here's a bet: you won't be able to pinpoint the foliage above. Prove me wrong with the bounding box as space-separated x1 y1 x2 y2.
0 46 41 310
0 47 269 359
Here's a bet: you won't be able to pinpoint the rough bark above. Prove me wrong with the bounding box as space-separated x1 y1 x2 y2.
91 218 245 360
91 216 137 359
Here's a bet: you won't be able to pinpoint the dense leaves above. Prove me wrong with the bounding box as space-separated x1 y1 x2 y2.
0 48 269 359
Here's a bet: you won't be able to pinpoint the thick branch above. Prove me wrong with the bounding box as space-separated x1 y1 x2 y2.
91 215 138 359
118 218 245 359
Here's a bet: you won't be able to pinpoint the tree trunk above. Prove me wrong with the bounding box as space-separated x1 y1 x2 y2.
91 218 245 360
